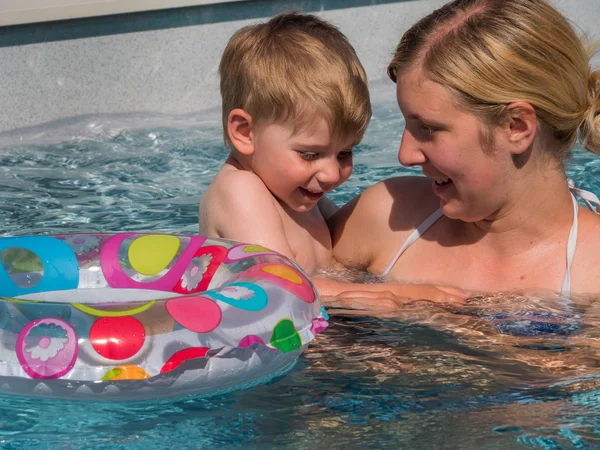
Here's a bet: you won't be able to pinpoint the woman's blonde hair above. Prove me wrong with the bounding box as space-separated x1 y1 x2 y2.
388 0 600 160
219 12 371 147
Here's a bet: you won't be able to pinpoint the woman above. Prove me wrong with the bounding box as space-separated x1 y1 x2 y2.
328 0 600 309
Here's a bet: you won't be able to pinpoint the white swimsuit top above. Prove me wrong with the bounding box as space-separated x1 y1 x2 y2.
381 180 600 298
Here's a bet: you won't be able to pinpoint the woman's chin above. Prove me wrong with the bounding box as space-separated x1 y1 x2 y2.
440 202 474 222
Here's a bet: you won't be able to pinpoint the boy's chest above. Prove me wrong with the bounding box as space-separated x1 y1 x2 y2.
280 209 334 273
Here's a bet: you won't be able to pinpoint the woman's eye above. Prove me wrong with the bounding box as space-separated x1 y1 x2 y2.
298 152 318 161
420 124 435 136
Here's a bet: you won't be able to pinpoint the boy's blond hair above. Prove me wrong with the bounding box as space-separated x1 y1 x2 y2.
219 12 371 147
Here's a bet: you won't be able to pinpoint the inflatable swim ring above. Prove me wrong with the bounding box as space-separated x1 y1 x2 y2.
0 233 327 400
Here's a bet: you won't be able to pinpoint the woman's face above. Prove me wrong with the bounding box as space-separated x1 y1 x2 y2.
396 67 515 222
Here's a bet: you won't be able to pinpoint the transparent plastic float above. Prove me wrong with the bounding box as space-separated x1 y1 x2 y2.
0 233 327 400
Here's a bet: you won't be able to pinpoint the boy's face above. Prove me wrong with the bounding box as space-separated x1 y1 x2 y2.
250 118 357 212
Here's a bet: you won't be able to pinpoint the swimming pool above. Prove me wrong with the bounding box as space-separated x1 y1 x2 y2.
1 87 600 449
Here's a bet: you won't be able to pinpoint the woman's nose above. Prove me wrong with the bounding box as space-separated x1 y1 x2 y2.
398 132 427 167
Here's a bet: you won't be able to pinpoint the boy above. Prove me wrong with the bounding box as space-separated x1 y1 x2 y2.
199 12 464 305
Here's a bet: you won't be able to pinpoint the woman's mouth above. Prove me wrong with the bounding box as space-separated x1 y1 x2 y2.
432 176 453 193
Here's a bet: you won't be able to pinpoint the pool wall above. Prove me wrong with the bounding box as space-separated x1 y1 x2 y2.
0 0 598 135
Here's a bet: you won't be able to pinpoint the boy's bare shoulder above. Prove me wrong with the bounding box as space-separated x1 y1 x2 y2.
205 168 273 204
200 167 281 234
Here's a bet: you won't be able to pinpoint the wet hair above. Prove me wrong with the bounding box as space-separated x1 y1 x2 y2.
219 12 371 147
387 0 600 161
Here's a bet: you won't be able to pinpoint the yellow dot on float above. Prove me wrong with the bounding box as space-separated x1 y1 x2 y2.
128 235 180 276
261 265 302 284
243 245 272 252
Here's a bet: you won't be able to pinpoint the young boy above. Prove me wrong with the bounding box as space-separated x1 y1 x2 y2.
199 12 464 305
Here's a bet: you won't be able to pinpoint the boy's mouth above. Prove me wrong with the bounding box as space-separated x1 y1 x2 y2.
298 187 324 201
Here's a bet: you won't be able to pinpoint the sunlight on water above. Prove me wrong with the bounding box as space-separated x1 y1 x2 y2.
1 89 600 449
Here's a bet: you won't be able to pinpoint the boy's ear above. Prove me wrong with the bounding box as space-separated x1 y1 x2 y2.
505 102 537 156
227 109 255 155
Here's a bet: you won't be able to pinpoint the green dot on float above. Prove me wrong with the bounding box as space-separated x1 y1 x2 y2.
270 319 301 353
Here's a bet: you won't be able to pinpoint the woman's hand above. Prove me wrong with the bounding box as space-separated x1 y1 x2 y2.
387 283 468 303
313 276 468 310
322 290 414 317
321 285 466 318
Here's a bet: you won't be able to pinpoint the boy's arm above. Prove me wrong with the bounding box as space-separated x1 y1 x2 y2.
200 172 296 260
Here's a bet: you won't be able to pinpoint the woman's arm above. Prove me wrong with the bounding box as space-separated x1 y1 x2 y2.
323 177 467 306
317 196 340 221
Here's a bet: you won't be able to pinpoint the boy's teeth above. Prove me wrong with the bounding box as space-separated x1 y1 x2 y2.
434 177 451 186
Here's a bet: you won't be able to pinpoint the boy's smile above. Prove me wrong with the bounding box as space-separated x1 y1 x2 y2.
298 187 325 202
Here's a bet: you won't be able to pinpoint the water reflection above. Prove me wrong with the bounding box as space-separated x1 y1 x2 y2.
1 108 600 447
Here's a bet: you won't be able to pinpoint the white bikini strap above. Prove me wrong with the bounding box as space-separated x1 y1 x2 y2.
568 178 600 212
562 180 600 297
561 192 579 298
381 208 444 276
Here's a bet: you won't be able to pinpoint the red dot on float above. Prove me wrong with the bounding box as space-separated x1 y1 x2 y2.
90 316 146 360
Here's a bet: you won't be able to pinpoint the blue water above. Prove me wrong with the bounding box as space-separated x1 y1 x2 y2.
1 94 600 449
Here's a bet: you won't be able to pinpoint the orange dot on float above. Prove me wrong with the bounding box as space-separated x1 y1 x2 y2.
261 265 303 284
102 365 150 381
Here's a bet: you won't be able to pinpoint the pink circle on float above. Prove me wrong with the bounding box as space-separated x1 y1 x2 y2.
238 335 265 348
17 318 78 379
165 296 222 333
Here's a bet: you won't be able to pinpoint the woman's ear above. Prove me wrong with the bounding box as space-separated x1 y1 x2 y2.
227 109 254 155
505 102 537 156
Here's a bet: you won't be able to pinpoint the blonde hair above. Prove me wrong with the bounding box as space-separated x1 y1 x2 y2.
219 12 371 147
387 0 600 160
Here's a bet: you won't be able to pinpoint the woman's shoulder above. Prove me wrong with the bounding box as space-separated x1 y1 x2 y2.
573 206 600 292
376 175 434 196
358 176 440 226
330 176 442 272
578 206 600 252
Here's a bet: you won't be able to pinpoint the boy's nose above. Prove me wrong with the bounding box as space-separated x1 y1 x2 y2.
398 132 427 167
317 160 341 186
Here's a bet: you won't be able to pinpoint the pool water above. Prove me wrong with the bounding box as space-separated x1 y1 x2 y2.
1 90 600 449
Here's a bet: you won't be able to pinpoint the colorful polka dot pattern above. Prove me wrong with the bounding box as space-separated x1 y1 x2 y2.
0 234 327 384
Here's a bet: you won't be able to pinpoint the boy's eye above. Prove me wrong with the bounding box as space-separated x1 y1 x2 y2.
297 152 319 161
338 150 353 160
